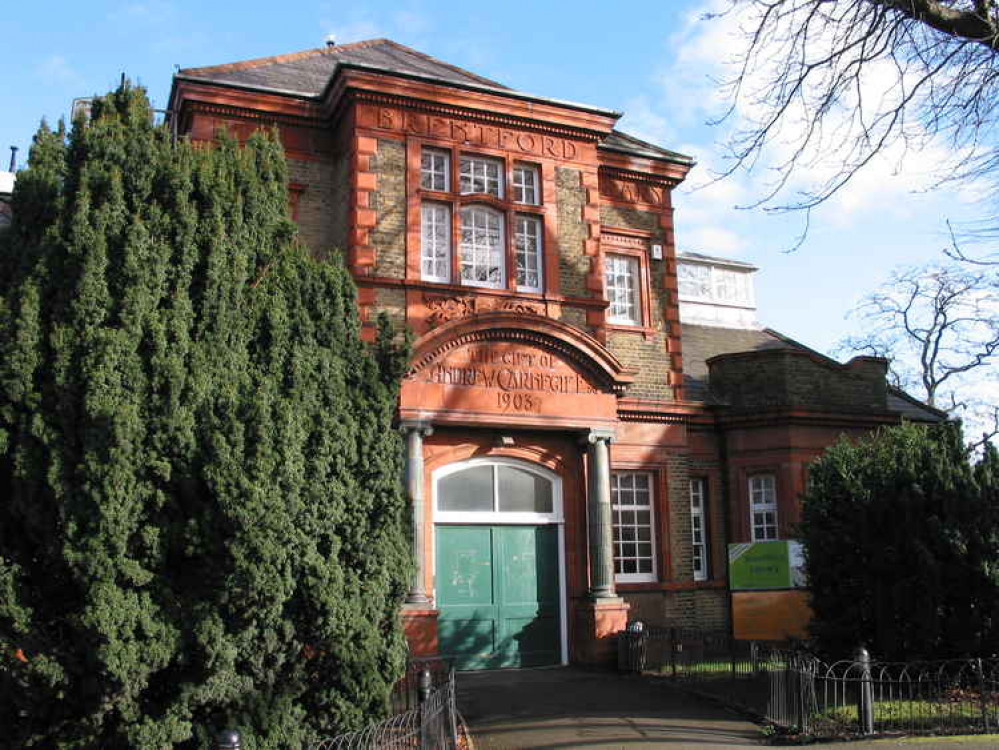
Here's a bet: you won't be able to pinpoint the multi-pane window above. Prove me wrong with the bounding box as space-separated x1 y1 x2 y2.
750 474 778 541
418 148 545 292
420 203 451 282
611 472 656 582
514 215 543 292
459 205 504 288
690 478 708 582
678 263 711 299
512 164 539 204
678 261 753 306
420 148 450 192
605 254 640 325
459 155 503 197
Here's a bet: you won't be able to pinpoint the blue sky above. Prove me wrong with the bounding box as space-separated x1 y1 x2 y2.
1 0 986 359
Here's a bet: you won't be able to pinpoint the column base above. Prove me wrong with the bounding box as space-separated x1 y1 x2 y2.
400 606 439 657
572 598 630 666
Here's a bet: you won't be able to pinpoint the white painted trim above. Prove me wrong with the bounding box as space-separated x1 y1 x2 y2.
610 470 658 584
431 456 568 666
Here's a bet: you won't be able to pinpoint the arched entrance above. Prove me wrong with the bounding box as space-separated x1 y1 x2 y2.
433 458 566 670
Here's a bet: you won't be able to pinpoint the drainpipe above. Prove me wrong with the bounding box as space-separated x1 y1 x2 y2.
715 405 735 639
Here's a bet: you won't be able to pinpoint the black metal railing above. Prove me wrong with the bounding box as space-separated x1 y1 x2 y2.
312 666 459 750
620 627 999 739
618 625 789 716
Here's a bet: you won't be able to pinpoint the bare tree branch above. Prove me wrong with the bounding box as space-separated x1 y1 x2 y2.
840 260 999 438
716 0 999 238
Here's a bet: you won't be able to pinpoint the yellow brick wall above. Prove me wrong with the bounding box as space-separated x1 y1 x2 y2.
556 167 590 299
371 139 406 279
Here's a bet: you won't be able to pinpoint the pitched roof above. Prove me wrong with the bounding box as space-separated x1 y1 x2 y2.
681 324 794 402
177 38 509 98
600 129 694 165
681 322 943 422
176 39 694 163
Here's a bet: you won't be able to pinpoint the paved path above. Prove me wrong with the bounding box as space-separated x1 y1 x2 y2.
457 666 763 749
457 666 999 749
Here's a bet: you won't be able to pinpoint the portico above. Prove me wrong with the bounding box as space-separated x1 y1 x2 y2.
399 313 635 666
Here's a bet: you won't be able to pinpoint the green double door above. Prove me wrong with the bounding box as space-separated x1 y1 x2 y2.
436 525 560 670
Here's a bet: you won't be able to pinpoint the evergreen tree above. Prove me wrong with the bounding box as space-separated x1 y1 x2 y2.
801 422 999 660
0 84 412 749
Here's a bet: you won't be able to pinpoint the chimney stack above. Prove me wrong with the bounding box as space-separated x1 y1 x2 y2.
8 146 17 172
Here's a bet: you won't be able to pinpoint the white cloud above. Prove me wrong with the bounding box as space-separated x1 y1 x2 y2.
680 225 745 255
37 56 84 88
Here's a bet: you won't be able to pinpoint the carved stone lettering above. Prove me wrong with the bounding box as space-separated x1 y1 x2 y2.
367 105 581 160
421 342 598 399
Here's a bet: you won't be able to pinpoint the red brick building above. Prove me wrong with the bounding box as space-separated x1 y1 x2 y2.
169 39 941 668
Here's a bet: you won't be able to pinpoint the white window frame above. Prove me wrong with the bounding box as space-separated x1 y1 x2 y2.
420 203 451 283
459 154 503 197
514 214 543 293
750 474 779 542
434 457 563 525
431 457 569 666
459 205 505 289
512 163 539 204
420 148 450 192
611 471 657 583
690 478 708 582
677 262 754 307
605 254 641 325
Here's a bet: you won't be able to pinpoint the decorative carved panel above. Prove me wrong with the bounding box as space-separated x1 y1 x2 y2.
424 294 544 326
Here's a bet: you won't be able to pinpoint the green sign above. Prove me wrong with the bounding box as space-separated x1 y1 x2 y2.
729 541 806 590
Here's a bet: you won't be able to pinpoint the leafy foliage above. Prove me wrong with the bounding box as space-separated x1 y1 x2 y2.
801 422 999 660
0 84 412 748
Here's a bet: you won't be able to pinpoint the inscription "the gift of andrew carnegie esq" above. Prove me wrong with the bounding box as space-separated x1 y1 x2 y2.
423 346 596 412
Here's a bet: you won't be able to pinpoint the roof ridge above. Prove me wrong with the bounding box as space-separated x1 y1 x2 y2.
179 38 389 76
373 38 509 90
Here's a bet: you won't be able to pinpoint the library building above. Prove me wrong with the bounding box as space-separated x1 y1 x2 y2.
169 39 941 668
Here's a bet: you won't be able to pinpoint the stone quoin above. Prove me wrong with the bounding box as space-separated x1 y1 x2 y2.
168 38 944 668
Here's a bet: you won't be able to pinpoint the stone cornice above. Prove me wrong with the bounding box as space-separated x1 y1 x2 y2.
349 90 604 142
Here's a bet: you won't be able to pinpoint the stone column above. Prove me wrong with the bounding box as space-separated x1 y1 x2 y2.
402 421 433 605
586 428 617 600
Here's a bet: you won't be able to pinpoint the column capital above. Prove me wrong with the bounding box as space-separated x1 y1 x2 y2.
584 427 615 445
401 420 434 438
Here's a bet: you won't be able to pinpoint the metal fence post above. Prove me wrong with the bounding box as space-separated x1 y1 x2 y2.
215 729 241 750
670 627 678 678
977 657 989 732
855 645 874 736
448 668 459 749
418 667 431 749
